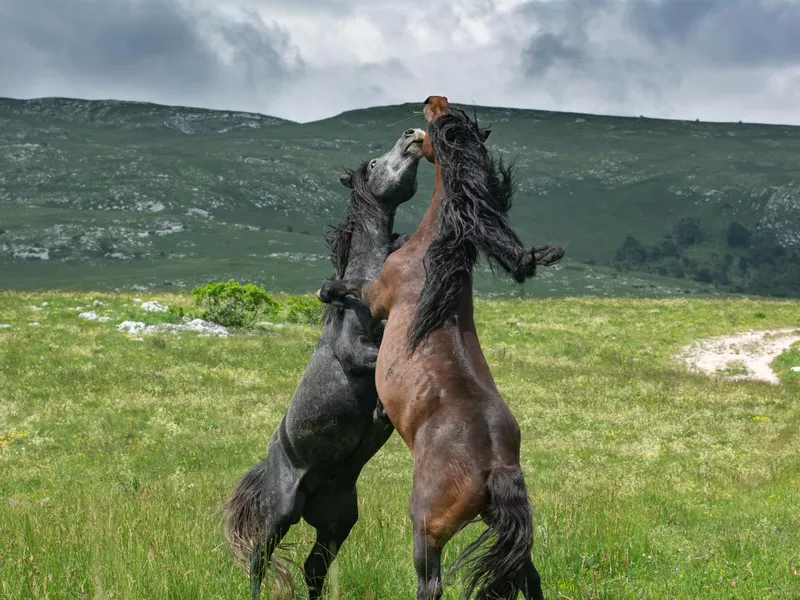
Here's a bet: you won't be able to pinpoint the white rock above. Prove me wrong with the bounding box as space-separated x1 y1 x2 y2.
141 301 168 313
116 319 228 338
0 324 11 329
29 322 40 327
791 366 800 373
92 300 104 307
41 302 49 307
181 319 229 337
78 312 111 322
118 321 146 334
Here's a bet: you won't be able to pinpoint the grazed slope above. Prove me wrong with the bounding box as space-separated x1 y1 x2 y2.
1 97 798 294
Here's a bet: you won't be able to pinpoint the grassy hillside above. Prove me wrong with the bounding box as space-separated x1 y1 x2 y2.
1 97 799 296
1 292 799 598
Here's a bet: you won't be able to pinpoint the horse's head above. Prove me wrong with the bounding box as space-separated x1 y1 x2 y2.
422 96 490 163
339 127 426 209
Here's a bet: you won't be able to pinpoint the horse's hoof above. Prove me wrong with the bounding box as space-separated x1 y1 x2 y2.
534 245 565 267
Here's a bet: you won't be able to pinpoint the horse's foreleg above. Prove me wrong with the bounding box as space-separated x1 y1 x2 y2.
318 278 390 320
334 330 379 371
317 277 370 305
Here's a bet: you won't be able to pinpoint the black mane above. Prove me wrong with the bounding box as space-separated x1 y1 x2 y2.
408 107 532 351
325 161 384 279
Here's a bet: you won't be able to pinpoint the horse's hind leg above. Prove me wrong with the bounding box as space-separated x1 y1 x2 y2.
248 458 307 599
250 525 290 600
413 525 443 600
302 484 359 600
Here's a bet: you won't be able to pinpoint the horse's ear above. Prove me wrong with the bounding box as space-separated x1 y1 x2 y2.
339 172 354 188
478 129 491 142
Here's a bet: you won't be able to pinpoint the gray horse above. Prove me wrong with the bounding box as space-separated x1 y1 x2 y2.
223 127 426 600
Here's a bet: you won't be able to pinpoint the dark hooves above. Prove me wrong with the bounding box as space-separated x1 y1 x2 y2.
316 285 332 303
533 245 565 267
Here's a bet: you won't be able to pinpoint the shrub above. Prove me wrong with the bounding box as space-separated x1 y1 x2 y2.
284 295 325 325
671 218 704 248
97 236 117 255
693 267 713 284
192 280 279 328
662 258 685 279
727 222 752 248
615 235 647 263
164 306 186 324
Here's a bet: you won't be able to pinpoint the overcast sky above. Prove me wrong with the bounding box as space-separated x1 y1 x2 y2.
1 0 799 124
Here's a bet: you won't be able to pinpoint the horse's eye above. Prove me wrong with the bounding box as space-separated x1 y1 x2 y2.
369 160 377 169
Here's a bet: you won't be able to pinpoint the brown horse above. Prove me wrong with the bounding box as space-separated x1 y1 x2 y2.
317 96 563 599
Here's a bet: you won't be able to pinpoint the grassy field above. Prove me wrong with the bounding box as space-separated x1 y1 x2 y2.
1 292 799 599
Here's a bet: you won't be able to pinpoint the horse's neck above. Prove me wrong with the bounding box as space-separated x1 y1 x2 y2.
414 160 478 328
343 209 395 280
411 162 445 247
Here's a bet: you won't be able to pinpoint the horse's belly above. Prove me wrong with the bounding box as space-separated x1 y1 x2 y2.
283 367 377 467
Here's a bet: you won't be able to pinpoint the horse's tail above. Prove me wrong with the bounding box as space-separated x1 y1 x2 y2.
455 467 534 598
222 459 296 598
222 459 272 567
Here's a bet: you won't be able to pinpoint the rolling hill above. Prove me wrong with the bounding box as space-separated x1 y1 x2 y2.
1 96 798 297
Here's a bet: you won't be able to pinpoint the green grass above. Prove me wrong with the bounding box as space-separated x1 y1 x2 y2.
2 293 799 598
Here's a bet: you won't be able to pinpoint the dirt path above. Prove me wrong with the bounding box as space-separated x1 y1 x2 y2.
679 327 800 384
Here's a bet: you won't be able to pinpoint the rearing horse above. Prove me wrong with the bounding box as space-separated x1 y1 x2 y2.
318 96 563 599
223 127 426 600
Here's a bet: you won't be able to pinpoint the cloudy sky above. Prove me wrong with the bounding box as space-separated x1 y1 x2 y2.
2 0 799 124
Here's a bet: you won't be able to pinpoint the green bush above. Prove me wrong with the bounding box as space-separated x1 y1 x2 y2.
671 217 704 248
164 306 186 324
192 280 279 328
727 222 752 248
284 295 325 325
615 235 647 263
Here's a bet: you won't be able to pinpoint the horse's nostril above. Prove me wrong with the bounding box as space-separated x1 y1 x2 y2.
405 129 415 136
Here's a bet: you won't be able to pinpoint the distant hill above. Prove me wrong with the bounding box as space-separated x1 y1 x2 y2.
1 96 798 297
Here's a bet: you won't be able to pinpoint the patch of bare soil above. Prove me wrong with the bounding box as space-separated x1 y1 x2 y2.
678 328 800 384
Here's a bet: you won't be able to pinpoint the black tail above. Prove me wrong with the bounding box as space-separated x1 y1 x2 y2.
221 460 295 595
222 460 272 567
453 467 534 599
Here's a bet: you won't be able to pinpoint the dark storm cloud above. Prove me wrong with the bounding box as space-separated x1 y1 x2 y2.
0 0 302 105
518 0 800 77
628 0 800 67
522 32 586 76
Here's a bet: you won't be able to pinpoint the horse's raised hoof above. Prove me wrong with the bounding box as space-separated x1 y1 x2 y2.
316 286 330 303
534 245 565 267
